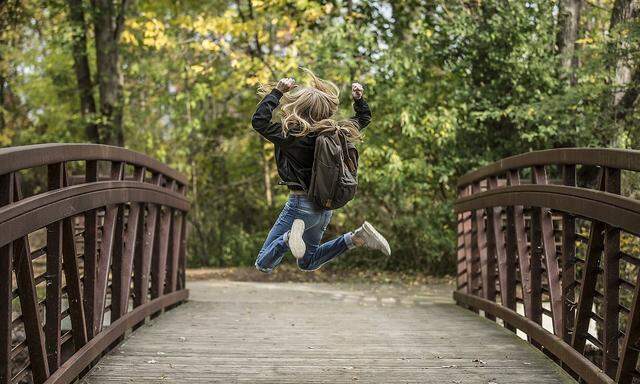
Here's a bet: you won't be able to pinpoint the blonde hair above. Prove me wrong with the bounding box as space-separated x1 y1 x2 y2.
258 69 362 141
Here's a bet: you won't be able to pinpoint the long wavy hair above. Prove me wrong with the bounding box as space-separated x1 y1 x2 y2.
258 69 362 141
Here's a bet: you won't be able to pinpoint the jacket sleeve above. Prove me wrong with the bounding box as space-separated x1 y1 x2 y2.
251 89 289 145
352 97 372 130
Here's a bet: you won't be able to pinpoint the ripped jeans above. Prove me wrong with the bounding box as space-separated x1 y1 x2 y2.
255 194 355 273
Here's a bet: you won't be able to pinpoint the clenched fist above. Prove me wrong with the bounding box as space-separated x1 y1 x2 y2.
276 77 296 93
352 82 364 100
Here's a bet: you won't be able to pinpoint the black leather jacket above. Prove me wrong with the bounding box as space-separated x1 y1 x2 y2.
251 88 372 190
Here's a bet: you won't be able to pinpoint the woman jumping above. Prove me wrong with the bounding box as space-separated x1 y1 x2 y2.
252 70 391 273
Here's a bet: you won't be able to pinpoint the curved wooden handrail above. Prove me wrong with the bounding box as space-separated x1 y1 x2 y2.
0 182 189 248
455 184 640 235
0 144 189 384
457 148 640 187
0 143 187 185
455 148 640 383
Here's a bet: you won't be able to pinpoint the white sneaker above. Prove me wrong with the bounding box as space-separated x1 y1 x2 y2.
288 219 306 259
353 221 391 256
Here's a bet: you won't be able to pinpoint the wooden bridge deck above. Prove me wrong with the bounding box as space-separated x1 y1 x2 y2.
81 280 574 383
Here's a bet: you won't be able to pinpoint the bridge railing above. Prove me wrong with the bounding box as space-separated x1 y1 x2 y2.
0 144 190 384
454 148 640 384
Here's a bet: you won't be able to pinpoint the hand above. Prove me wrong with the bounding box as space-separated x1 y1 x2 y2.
276 77 296 93
352 82 364 100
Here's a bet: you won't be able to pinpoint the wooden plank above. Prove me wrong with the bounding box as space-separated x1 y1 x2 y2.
83 281 573 384
0 173 13 384
602 167 621 377
561 165 576 345
13 174 50 383
83 160 98 340
94 162 125 334
572 172 606 354
532 166 563 337
487 176 516 332
45 163 64 370
472 181 495 320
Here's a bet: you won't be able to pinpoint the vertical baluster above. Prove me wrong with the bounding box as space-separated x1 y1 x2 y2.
506 170 535 337
178 211 188 291
166 212 183 294
532 166 563 336
457 186 468 292
45 163 64 370
487 176 516 332
472 181 495 320
603 167 621 377
83 160 98 340
112 166 145 323
459 186 475 295
133 174 162 328
572 171 606 354
0 173 14 384
151 204 172 300
529 169 544 327
13 174 50 383
562 165 576 345
94 161 124 334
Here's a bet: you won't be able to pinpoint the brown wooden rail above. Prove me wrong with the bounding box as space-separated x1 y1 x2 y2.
0 144 190 384
455 148 640 384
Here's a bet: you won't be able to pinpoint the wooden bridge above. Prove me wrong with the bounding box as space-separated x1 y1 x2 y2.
2 144 640 383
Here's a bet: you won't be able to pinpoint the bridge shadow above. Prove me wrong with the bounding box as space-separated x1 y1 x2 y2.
81 280 574 384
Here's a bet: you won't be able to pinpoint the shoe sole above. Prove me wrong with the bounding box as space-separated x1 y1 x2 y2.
363 221 391 256
289 219 306 259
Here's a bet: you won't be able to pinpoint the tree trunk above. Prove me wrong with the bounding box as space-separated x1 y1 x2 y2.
92 0 126 146
556 0 582 81
607 0 639 147
67 0 99 143
262 146 273 207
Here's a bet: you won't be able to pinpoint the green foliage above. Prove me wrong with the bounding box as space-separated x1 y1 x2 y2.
2 0 639 274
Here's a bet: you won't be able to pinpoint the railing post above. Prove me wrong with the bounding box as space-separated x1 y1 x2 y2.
472 181 495 320
0 173 14 384
487 176 516 332
561 164 576 345
603 167 621 377
84 160 98 340
45 163 64 370
529 169 543 328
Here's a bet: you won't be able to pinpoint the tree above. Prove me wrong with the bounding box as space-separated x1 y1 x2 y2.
92 0 129 146
67 0 99 143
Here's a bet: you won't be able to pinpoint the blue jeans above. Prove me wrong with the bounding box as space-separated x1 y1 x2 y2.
255 194 355 273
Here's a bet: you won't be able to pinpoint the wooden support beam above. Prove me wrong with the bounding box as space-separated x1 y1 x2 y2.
0 173 14 384
572 171 606 354
561 164 576 345
472 181 495 321
83 160 98 340
603 167 621 377
13 175 50 383
532 166 563 337
45 163 64 370
487 176 516 332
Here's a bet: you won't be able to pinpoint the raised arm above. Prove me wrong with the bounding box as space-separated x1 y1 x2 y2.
351 82 371 130
251 78 296 144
